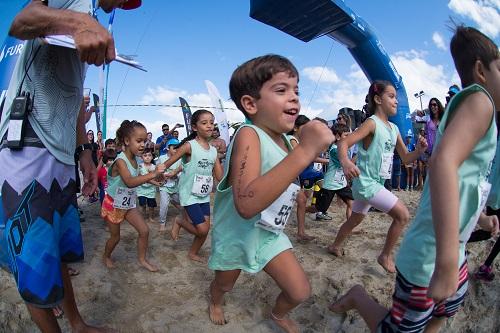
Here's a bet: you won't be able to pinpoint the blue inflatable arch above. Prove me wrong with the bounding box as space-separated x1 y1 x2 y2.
250 0 413 137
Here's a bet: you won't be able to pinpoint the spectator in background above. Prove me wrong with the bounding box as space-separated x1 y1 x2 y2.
445 84 460 106
425 97 444 156
87 130 99 167
145 131 155 151
104 138 116 152
155 123 183 156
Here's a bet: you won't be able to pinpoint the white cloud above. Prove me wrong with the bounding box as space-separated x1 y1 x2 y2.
301 64 370 121
302 66 341 84
391 50 453 110
448 0 500 38
134 86 244 139
432 32 447 50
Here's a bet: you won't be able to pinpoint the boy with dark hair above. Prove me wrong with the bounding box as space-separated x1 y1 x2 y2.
330 25 499 333
208 54 333 331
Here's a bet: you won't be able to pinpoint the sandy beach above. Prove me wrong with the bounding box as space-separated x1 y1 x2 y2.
1 190 499 333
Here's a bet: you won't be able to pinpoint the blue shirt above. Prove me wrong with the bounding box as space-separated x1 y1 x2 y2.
155 134 173 156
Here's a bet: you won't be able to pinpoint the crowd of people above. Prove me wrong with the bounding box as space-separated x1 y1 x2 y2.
0 1 498 333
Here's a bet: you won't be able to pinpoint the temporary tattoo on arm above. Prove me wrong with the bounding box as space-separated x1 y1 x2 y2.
237 145 254 198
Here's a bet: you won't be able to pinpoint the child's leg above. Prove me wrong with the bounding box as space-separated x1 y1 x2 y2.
328 212 365 256
342 198 353 220
103 222 121 268
209 269 241 325
159 191 170 231
379 200 410 273
189 219 210 262
264 249 311 333
405 166 411 189
328 200 370 256
408 168 413 190
423 317 446 333
329 285 388 332
125 208 158 272
296 190 314 241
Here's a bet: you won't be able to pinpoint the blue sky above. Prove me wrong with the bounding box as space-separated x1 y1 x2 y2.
1 0 499 139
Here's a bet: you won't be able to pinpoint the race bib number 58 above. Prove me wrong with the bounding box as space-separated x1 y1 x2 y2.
255 183 300 235
191 174 213 197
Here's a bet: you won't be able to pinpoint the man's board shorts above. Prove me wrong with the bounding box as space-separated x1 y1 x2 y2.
0 147 84 308
101 194 128 224
377 261 468 333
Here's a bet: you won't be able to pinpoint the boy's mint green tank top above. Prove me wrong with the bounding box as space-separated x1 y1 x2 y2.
208 125 293 273
136 164 156 198
158 154 182 194
106 152 138 199
178 139 217 206
486 140 499 210
352 115 398 201
396 84 497 287
323 144 346 191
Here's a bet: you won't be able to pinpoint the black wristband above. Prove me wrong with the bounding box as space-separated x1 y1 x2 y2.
75 143 93 158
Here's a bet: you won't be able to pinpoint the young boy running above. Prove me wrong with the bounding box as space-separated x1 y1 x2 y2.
330 26 500 333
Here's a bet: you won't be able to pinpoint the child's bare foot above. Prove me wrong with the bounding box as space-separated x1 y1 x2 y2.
139 259 159 272
103 256 115 269
209 301 227 325
329 285 364 313
188 253 206 263
297 233 316 242
377 253 396 273
170 217 181 241
149 217 155 224
271 312 299 333
159 224 166 232
327 245 344 257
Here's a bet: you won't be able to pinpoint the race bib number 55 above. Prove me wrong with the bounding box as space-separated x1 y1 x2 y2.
255 183 300 235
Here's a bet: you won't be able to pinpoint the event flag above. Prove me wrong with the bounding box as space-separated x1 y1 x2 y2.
179 97 193 136
204 80 230 145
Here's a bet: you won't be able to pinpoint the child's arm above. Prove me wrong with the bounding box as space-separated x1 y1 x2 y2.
165 165 183 178
337 119 376 179
396 135 427 165
230 121 333 219
114 160 165 188
314 156 329 164
159 143 190 169
427 92 494 303
213 158 223 182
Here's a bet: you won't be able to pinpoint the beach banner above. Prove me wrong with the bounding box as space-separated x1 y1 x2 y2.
204 80 230 145
93 93 101 133
179 97 193 136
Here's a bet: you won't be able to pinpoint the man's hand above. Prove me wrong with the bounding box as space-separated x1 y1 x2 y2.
73 14 116 66
79 150 98 196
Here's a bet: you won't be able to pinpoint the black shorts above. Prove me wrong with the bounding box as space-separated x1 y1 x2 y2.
138 196 157 208
315 187 353 213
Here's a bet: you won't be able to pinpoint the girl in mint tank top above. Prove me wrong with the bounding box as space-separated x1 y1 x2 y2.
206 55 334 329
101 120 166 273
328 81 428 273
158 110 223 262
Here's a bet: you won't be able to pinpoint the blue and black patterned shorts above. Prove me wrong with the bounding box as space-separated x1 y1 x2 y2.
0 147 84 308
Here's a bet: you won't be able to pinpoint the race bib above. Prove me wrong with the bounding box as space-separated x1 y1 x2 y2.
459 180 491 243
191 174 213 197
313 163 323 172
255 183 300 235
165 178 177 188
379 152 393 179
333 168 348 187
113 187 137 209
